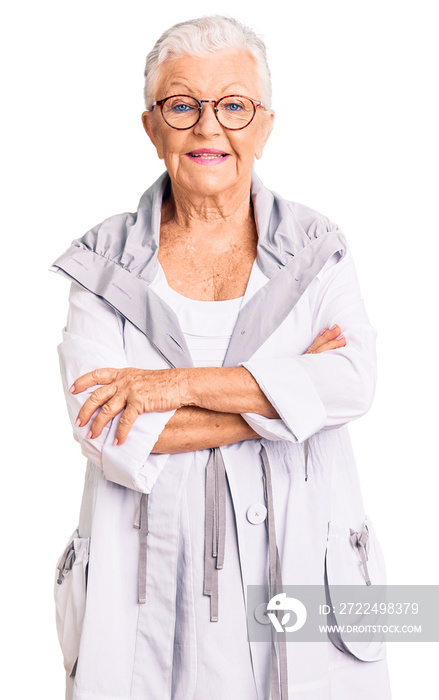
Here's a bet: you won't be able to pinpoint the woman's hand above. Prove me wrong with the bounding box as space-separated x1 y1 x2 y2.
305 324 346 354
70 367 188 445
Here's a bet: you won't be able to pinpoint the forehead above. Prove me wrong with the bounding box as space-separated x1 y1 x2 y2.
154 49 261 99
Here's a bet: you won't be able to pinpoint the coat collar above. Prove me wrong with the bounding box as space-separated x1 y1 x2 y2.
50 171 347 368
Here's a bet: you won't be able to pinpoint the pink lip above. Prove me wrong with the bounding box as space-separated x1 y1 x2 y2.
188 149 227 154
185 148 231 166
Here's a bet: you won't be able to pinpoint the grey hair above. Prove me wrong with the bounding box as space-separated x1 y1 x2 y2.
143 15 272 110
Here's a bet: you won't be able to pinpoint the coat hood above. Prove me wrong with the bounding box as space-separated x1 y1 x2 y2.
50 170 347 369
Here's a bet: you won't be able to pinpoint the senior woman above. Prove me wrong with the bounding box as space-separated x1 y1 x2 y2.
51 15 391 700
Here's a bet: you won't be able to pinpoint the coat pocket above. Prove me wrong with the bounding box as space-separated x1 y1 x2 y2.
54 529 91 676
324 514 387 661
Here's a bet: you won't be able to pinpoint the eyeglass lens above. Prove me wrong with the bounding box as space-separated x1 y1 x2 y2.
161 96 256 129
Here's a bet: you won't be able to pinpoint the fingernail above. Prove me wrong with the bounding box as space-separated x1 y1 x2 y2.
113 438 118 446
75 418 81 427
331 324 338 330
86 430 92 439
318 328 327 336
69 385 75 393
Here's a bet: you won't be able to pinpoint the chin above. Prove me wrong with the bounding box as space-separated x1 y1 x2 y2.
175 162 245 198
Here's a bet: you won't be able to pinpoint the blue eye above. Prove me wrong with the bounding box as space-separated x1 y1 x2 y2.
172 103 195 113
225 102 243 112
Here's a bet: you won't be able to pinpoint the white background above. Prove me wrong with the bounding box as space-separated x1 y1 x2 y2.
2 0 438 697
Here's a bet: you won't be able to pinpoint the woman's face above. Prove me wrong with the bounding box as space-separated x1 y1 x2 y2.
142 49 275 200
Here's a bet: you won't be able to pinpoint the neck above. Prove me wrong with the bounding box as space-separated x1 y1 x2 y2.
162 176 254 233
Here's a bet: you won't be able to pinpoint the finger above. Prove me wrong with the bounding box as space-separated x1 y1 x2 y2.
114 404 140 445
306 325 342 353
306 328 328 353
312 336 346 354
70 367 119 394
89 394 128 438
76 384 118 426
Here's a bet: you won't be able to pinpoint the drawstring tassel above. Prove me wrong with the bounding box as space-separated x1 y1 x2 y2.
56 530 79 585
134 493 149 603
303 439 309 481
204 447 226 621
260 445 289 700
350 527 372 586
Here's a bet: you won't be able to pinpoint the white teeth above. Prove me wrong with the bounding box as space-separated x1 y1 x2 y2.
190 153 226 158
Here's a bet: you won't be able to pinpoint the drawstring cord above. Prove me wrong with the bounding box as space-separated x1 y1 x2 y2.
260 444 289 700
349 527 372 586
203 447 227 621
134 493 149 603
303 439 309 482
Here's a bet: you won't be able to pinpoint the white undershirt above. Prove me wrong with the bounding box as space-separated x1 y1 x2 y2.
150 263 244 367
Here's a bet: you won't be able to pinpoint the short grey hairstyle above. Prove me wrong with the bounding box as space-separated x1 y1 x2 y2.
143 15 272 110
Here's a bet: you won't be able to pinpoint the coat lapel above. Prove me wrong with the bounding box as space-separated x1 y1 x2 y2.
51 172 346 369
223 230 346 367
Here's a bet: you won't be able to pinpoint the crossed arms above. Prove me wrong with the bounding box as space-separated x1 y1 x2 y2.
69 326 345 454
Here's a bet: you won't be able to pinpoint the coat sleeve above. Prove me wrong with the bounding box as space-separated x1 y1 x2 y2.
238 248 377 443
58 281 176 493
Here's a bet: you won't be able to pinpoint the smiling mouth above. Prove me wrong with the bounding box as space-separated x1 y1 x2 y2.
184 150 231 166
186 152 229 158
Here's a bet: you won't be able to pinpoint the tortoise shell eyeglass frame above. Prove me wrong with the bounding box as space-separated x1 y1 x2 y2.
148 94 265 131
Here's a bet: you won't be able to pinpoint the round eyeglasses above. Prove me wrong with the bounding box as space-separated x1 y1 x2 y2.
149 94 265 131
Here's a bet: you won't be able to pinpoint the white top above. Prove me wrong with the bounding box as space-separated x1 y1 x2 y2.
150 262 245 368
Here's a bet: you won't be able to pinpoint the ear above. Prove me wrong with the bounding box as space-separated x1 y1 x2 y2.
255 109 275 160
141 110 164 160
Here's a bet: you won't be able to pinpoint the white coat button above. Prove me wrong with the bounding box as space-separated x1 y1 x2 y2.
254 602 271 625
246 503 267 524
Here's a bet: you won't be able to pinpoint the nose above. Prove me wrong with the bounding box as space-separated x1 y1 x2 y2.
192 101 222 137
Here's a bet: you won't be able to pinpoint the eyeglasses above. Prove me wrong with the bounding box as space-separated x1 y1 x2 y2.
149 94 265 131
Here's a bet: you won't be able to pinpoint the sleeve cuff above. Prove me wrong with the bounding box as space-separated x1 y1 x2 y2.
240 413 297 441
101 409 177 493
239 357 327 443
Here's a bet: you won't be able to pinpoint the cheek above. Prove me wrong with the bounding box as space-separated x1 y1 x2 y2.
162 150 186 177
230 126 263 155
233 136 258 164
155 129 186 160
157 136 180 164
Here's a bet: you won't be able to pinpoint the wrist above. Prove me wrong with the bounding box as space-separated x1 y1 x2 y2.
177 368 197 408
